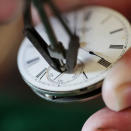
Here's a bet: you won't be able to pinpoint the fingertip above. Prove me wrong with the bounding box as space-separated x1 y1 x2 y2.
82 108 131 131
102 48 131 111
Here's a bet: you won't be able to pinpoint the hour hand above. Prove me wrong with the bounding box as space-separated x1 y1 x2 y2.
89 51 104 59
80 47 104 59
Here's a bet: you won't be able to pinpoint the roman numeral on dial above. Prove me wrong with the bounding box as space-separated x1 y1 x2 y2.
110 28 123 34
36 68 47 80
101 15 111 24
98 58 111 68
54 73 63 80
84 11 92 21
83 72 88 79
109 45 124 49
26 57 40 66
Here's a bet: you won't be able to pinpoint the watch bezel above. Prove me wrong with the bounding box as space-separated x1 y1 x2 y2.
22 74 102 102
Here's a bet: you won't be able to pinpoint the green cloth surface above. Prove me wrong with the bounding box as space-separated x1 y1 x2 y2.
0 69 105 131
0 96 104 131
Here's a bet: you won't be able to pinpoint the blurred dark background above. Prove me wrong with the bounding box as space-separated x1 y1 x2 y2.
0 64 105 131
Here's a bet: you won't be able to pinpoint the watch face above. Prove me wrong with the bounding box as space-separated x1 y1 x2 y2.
18 6 131 99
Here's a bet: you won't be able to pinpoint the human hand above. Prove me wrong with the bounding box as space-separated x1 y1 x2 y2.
0 0 23 75
1 0 131 130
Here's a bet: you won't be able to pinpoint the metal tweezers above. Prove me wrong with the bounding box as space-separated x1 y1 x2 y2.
23 0 80 72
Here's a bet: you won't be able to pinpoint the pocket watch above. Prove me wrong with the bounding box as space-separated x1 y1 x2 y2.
17 0 131 102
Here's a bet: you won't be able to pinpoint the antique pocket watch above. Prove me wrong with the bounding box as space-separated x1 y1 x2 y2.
17 0 131 102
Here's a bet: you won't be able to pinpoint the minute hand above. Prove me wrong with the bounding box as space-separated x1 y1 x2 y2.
81 48 105 59
89 51 104 59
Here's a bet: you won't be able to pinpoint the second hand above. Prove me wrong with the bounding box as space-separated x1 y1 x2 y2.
80 47 105 59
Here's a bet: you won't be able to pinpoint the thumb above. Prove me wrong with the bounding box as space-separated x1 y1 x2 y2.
82 107 131 131
103 48 131 111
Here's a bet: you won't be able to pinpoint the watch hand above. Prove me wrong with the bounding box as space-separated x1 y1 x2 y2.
80 48 111 68
88 51 103 59
80 48 105 59
83 72 88 79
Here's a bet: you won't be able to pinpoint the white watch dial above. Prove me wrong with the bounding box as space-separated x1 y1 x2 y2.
17 6 131 94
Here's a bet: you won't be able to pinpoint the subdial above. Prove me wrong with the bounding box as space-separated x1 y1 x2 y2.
46 60 83 86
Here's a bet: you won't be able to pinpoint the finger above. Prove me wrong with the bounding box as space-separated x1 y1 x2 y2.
103 48 131 111
82 107 131 131
0 0 23 24
55 0 131 19
32 0 131 25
